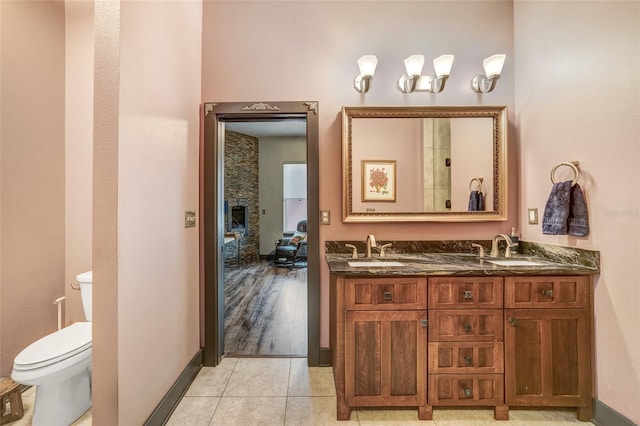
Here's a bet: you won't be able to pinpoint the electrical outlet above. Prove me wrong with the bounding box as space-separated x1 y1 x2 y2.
528 208 538 225
320 209 331 225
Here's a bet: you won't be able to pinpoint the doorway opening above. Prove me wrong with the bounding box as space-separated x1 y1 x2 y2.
223 120 307 357
202 101 320 366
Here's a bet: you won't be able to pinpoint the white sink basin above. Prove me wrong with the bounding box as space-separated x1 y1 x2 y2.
348 261 405 267
486 259 546 266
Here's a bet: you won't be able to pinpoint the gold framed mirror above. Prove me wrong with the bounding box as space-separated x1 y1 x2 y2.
342 105 507 222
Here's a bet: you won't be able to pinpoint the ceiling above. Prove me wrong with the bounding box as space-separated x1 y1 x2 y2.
225 120 307 138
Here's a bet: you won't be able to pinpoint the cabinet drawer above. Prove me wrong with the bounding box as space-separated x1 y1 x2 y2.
428 342 504 374
429 310 503 342
345 277 427 310
505 276 589 309
428 374 504 406
428 277 503 309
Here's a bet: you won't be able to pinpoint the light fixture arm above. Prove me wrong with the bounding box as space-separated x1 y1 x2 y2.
398 54 453 94
398 74 420 93
471 74 500 93
399 74 449 93
354 74 373 93
427 75 449 93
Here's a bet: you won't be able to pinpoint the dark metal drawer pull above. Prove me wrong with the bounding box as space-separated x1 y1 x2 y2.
463 387 473 398
542 289 554 298
508 317 519 327
463 323 472 332
464 356 473 366
383 291 393 301
463 290 473 300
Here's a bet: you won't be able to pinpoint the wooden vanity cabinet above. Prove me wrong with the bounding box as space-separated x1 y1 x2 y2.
331 275 429 420
504 276 593 421
427 276 508 420
331 273 594 422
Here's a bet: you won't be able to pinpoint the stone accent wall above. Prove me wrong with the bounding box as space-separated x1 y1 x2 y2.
224 130 260 265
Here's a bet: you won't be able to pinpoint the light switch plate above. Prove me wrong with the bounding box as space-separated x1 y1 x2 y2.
528 208 538 225
185 210 196 228
321 209 331 225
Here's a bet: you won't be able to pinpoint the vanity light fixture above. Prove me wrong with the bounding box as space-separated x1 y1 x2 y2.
471 54 506 93
398 54 454 93
353 55 378 93
397 55 425 93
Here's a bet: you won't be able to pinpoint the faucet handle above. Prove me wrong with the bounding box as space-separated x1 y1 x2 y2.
345 244 358 259
471 243 485 258
501 234 515 257
379 243 393 258
505 245 512 258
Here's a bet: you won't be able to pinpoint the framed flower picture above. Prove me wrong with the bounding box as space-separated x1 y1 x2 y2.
362 160 396 202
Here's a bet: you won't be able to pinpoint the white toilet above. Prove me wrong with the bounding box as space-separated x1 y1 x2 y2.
12 271 93 426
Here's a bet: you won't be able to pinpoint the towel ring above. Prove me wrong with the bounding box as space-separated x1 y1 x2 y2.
469 177 484 192
550 162 579 186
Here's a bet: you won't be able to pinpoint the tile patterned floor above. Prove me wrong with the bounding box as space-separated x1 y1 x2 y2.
168 357 596 426
11 357 596 425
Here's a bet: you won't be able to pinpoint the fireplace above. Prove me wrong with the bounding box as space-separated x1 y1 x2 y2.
228 204 248 235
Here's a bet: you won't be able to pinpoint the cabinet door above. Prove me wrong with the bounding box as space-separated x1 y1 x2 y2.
504 309 591 408
345 310 427 407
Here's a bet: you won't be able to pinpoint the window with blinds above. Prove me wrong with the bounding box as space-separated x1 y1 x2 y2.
283 163 307 232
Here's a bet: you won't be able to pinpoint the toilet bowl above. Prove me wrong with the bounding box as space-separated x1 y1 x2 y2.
12 271 93 426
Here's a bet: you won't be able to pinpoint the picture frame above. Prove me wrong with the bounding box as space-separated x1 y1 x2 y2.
361 160 396 202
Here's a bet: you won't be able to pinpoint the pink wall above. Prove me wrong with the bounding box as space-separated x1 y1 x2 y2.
450 118 494 210
352 119 423 212
0 0 66 376
202 0 517 348
2 1 203 422
92 2 120 424
65 0 94 325
514 2 640 423
93 1 203 424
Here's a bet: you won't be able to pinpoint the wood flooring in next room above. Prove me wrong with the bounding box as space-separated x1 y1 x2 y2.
224 260 308 357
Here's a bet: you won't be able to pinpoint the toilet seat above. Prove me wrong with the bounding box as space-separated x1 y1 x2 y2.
13 322 91 371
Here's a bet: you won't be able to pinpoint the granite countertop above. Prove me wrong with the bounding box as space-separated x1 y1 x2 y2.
325 252 600 277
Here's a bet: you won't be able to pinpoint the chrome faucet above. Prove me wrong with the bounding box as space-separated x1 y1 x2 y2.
491 234 514 258
365 234 377 258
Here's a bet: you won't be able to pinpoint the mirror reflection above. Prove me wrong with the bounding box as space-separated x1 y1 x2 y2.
342 106 507 222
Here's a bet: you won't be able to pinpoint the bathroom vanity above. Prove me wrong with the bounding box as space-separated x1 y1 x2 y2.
327 249 598 421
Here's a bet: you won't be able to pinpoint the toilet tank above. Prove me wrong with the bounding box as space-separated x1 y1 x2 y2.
76 271 92 321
